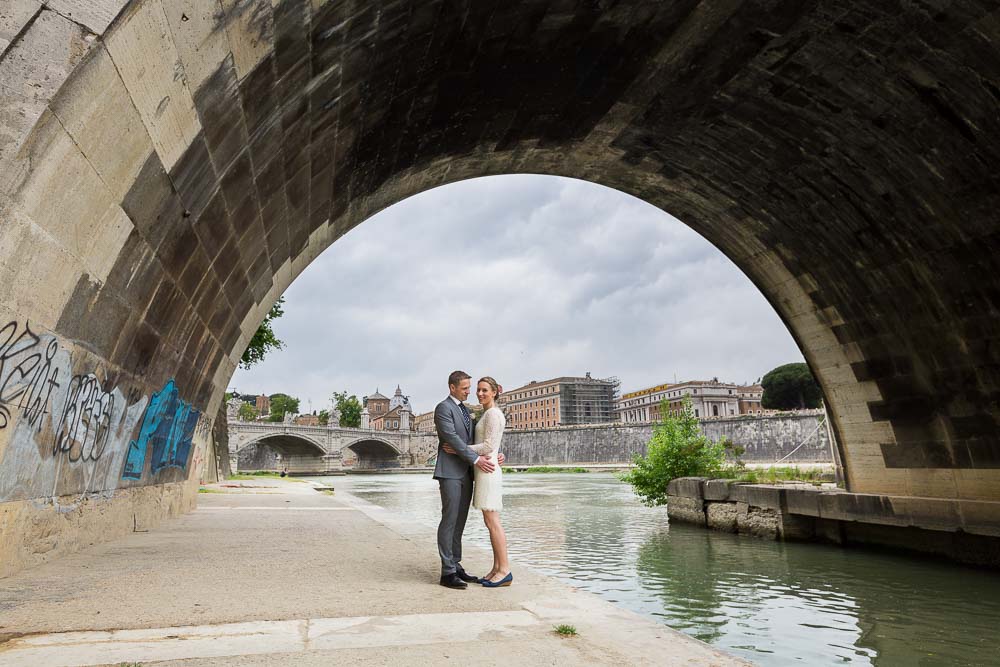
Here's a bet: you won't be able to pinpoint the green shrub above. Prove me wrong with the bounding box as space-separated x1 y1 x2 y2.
620 397 726 506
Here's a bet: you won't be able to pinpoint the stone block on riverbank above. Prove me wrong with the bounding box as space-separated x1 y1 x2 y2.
703 478 736 501
707 502 738 532
666 477 707 499
665 477 1000 567
666 495 706 526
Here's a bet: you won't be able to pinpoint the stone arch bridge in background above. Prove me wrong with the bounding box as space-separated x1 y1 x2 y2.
228 421 439 472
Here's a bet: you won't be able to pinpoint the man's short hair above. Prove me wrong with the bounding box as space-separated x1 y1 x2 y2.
448 370 472 387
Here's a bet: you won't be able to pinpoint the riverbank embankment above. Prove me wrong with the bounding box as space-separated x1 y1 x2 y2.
0 478 747 666
665 476 1000 567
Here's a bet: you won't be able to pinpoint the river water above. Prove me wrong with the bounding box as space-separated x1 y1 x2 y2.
320 472 1000 666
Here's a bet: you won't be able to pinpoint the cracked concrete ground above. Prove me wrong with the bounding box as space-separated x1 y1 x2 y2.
0 478 747 666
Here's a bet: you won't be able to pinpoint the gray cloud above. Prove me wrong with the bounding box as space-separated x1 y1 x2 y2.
230 175 803 415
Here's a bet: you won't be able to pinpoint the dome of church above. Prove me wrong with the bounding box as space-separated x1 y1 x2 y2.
389 385 411 410
367 389 389 401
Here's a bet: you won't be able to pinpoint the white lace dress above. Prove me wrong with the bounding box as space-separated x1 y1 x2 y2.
471 406 506 511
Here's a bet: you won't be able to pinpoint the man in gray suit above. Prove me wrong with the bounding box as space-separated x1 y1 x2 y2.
433 370 503 589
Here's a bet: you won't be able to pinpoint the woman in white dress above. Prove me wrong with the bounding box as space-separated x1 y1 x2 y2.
470 376 511 587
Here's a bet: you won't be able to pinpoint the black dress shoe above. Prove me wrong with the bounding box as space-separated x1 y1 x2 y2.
439 573 468 589
455 569 480 583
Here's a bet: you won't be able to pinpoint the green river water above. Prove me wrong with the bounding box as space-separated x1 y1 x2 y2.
321 472 1000 666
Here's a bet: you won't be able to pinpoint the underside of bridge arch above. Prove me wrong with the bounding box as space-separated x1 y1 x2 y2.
1 0 999 572
238 435 327 473
346 440 402 470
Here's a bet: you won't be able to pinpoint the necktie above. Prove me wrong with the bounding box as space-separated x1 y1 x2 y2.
459 403 471 432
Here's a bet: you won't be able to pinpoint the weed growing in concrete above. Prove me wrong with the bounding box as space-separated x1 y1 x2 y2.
554 624 578 636
722 466 830 484
197 488 224 494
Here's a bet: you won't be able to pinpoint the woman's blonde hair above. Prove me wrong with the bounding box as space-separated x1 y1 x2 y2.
478 376 500 402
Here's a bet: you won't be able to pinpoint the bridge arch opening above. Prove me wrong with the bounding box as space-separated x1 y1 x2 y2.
346 440 402 470
237 434 328 474
2 0 998 577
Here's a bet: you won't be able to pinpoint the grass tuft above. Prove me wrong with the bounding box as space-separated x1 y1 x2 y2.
554 624 578 636
720 465 831 484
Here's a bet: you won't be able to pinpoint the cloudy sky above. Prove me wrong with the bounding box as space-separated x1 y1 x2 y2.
230 175 803 416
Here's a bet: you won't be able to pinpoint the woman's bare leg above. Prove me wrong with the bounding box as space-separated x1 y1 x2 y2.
481 511 498 580
482 510 510 580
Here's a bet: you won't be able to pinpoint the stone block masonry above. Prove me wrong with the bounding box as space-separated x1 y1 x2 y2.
502 413 832 466
665 478 1000 568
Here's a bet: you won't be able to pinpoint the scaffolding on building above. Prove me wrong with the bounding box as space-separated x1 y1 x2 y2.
559 375 621 425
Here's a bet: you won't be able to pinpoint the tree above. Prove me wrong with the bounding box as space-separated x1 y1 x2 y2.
240 297 286 369
332 391 362 428
761 363 822 410
237 402 257 421
268 393 300 422
620 397 726 506
317 410 330 426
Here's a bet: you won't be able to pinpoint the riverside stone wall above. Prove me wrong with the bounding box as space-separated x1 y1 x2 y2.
502 413 832 466
665 477 1000 568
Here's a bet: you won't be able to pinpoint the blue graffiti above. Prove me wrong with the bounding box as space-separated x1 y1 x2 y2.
122 379 199 480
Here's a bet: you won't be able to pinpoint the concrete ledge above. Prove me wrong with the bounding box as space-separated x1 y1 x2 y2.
666 477 706 499
666 479 1000 567
703 478 735 501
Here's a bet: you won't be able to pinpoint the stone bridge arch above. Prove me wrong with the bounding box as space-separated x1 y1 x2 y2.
235 433 328 474
343 437 403 470
235 433 327 457
2 0 1000 574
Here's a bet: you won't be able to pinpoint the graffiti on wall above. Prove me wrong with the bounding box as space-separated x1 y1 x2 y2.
0 321 62 432
122 379 200 480
0 320 207 507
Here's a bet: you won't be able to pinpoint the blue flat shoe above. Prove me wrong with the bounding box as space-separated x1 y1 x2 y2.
481 572 512 587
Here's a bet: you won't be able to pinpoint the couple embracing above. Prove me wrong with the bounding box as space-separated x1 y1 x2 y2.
433 370 512 589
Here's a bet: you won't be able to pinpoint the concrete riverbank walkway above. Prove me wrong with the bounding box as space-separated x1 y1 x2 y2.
0 479 746 666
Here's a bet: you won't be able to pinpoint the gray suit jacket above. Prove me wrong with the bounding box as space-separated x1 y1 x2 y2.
432 396 478 479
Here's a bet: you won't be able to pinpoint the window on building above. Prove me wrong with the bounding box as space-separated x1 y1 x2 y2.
695 409 699 417
712 405 719 417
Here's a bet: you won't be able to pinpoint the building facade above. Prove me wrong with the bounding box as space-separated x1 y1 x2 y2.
737 384 765 415
616 380 765 423
413 410 436 432
365 386 414 431
499 373 619 429
413 402 482 433
293 413 320 426
255 394 270 416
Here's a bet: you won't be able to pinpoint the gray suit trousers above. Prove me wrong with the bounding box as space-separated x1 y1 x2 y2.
437 470 473 575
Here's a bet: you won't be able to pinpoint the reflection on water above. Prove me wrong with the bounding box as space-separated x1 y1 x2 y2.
324 473 1000 666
